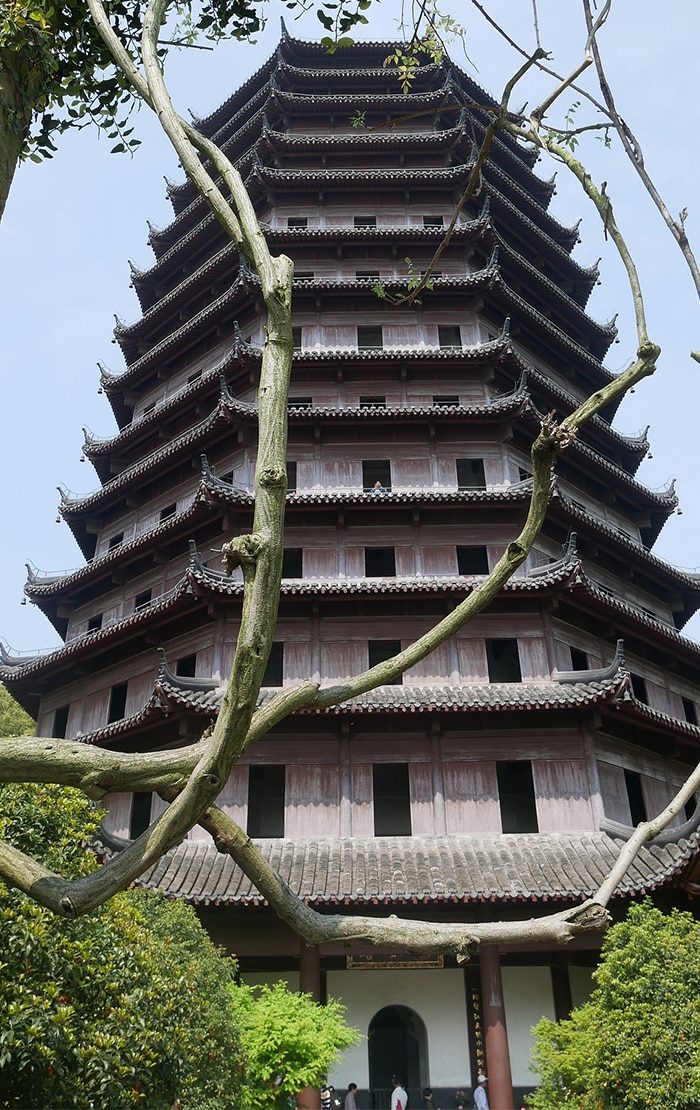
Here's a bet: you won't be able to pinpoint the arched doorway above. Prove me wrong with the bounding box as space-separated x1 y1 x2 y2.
368 1005 427 1108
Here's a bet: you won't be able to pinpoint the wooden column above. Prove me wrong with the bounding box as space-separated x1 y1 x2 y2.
479 945 514 1110
298 945 322 1109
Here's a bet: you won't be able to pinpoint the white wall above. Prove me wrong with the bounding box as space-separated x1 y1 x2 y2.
326 968 468 1089
501 966 556 1087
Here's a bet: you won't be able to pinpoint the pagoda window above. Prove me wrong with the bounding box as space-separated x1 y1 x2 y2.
357 325 383 349
354 215 377 228
262 642 284 686
107 682 128 723
365 547 396 576
287 216 308 229
438 325 462 348
52 705 69 739
295 271 314 280
630 673 648 703
518 466 532 482
486 638 522 683
423 215 444 227
290 397 312 408
362 459 392 492
433 395 459 407
87 614 103 633
292 326 303 349
356 270 380 281
456 458 486 490
359 396 386 408
135 589 152 611
368 639 403 684
186 369 202 385
457 546 489 575
286 461 298 492
247 765 285 837
497 761 538 833
219 470 234 486
176 653 197 678
570 648 588 671
143 402 156 417
373 763 412 836
282 548 303 578
160 504 176 522
130 792 153 839
682 697 698 725
624 770 647 825
108 532 124 550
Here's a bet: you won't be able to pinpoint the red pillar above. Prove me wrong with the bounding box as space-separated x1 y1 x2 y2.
298 944 322 1109
479 945 514 1110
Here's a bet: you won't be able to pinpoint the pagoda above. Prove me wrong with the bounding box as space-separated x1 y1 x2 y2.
4 31 700 1110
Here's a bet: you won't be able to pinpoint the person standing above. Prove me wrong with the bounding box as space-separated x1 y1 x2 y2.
391 1074 408 1109
473 1074 489 1110
344 1082 358 1110
321 1080 336 1110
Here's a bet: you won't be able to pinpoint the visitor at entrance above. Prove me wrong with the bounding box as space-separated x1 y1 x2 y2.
320 1080 336 1109
391 1074 408 1109
344 1082 358 1109
473 1074 489 1110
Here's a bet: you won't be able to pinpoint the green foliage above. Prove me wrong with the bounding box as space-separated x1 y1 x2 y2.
0 684 34 738
0 783 244 1109
230 979 361 1109
528 900 700 1109
383 1 466 91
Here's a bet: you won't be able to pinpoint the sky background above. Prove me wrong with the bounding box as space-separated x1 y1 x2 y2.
0 0 699 654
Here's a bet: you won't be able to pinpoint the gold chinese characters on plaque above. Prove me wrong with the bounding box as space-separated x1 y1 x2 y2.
346 953 444 970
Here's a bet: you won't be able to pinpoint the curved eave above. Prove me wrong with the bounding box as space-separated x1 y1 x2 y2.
129 830 699 908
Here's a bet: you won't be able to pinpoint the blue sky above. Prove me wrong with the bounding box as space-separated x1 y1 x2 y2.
1 1 699 653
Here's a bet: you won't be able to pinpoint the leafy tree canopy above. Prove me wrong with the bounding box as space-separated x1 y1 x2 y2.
528 900 700 1110
0 683 33 738
0 782 245 1109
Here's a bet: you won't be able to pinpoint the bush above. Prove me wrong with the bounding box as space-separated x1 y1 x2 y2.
529 900 700 1109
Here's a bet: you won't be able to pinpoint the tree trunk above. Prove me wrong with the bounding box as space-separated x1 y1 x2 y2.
0 52 32 221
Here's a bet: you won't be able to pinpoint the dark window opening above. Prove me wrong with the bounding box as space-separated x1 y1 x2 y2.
630 673 648 703
287 216 308 229
176 653 197 678
682 697 698 724
295 270 314 280
368 640 402 685
456 458 486 490
187 369 202 384
292 326 302 349
108 682 128 724
362 459 392 492
438 325 462 348
358 326 383 349
248 765 285 837
87 614 103 633
570 648 588 671
160 504 176 522
624 770 647 825
497 761 538 833
135 589 152 610
130 792 153 839
423 215 444 228
286 461 298 492
518 466 532 482
262 642 284 687
52 705 69 739
143 402 156 417
457 546 489 575
433 395 459 407
290 396 312 408
684 794 697 821
219 470 234 486
359 396 386 408
356 270 380 281
108 532 124 550
354 215 377 228
373 763 412 835
365 547 396 576
282 548 303 578
486 639 522 683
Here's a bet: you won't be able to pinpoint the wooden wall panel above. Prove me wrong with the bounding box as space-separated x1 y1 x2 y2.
640 774 677 824
392 458 432 488
645 680 677 717
456 638 488 683
436 457 458 487
100 793 131 839
284 641 313 683
218 766 249 830
321 641 366 682
422 546 457 575
320 459 359 489
322 324 356 347
305 548 339 578
125 672 154 716
519 637 550 682
532 760 595 832
441 735 585 762
405 642 451 684
296 460 317 490
409 763 435 834
483 456 505 486
286 765 340 837
351 764 374 835
443 761 501 834
395 545 416 575
383 323 420 347
597 760 632 824
344 546 365 577
81 689 111 732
